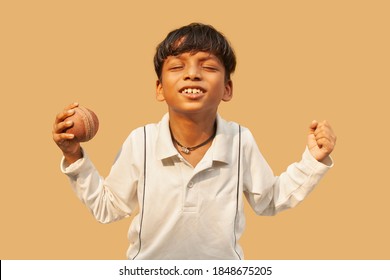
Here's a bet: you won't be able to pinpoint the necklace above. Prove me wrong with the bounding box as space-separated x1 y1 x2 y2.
170 123 217 154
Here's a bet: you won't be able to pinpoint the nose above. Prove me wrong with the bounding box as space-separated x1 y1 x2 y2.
184 65 201 81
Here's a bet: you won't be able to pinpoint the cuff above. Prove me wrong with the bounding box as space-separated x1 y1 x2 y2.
302 146 334 170
60 148 90 176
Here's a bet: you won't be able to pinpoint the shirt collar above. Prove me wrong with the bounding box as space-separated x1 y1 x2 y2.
155 113 233 165
210 114 233 164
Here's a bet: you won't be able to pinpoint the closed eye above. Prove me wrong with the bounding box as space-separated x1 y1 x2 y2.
169 65 184 71
202 65 219 71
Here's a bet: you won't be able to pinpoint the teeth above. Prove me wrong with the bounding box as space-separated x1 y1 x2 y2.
182 88 203 94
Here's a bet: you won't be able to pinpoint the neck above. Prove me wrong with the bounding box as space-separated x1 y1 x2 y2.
168 110 217 147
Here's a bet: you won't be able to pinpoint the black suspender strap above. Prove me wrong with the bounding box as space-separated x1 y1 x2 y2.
132 126 147 260
233 124 242 259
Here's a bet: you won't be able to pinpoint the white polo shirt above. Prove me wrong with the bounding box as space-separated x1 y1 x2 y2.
61 113 333 259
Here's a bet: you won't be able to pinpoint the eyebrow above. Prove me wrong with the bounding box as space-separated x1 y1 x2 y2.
172 53 220 63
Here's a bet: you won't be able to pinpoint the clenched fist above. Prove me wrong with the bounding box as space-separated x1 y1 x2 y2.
307 120 336 162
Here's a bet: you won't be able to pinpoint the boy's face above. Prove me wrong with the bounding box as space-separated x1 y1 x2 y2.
156 51 233 116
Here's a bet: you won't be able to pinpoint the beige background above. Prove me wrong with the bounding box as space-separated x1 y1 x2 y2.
1 0 389 259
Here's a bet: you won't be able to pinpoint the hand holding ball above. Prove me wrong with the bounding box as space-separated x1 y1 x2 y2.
66 106 99 142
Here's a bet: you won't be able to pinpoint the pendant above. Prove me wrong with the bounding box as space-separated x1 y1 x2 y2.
180 146 190 154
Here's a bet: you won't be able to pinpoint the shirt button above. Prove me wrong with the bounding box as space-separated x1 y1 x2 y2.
187 181 194 188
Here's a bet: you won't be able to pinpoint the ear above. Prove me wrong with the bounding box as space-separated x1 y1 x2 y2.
156 79 165 102
222 80 233 102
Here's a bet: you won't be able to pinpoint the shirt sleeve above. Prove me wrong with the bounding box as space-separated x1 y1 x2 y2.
61 129 143 224
242 128 333 216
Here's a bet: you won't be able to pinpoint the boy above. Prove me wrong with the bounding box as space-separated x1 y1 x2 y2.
53 23 336 259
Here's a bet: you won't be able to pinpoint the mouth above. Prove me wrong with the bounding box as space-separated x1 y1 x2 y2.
179 87 206 99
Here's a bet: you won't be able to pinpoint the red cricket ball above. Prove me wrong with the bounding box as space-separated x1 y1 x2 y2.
66 106 99 142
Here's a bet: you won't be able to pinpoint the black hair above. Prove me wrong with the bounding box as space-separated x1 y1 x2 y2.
154 23 236 82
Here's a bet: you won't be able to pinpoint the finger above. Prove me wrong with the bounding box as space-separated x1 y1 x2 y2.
54 102 79 123
55 108 76 124
314 121 331 134
64 102 79 111
316 120 334 133
316 131 336 147
314 135 328 148
314 125 336 143
316 138 335 153
52 131 75 144
314 128 332 139
309 120 318 133
314 128 337 143
53 119 74 134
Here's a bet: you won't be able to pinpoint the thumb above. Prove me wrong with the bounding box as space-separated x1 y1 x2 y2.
307 131 318 149
309 120 318 133
307 120 318 146
307 120 326 161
